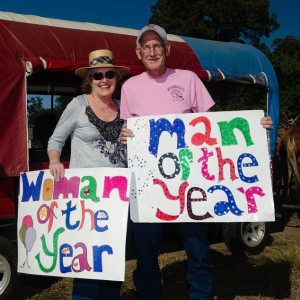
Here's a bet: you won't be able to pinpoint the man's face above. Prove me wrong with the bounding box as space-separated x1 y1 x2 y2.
136 31 170 77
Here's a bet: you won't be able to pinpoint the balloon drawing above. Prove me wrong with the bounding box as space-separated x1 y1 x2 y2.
19 215 37 268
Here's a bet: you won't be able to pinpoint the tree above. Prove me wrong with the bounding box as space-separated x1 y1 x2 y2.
267 36 300 119
204 81 266 113
27 96 45 127
54 95 73 118
271 36 300 60
149 0 279 46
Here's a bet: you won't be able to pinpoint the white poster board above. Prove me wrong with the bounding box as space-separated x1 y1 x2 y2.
17 167 131 281
127 110 275 223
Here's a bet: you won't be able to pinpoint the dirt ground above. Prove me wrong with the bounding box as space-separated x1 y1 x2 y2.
11 211 300 300
280 211 300 240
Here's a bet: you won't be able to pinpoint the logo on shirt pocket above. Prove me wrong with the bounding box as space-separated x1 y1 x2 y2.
168 85 185 101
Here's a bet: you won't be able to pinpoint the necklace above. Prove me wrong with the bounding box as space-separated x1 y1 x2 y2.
91 93 113 113
99 102 111 112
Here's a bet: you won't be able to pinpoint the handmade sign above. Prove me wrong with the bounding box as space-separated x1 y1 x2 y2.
127 110 274 223
17 167 131 281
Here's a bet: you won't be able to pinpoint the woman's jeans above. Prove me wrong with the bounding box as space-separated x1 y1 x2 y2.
72 278 122 300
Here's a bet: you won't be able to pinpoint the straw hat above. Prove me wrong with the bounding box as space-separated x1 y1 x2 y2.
75 49 130 78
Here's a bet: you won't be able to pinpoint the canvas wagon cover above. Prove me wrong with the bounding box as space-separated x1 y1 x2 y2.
0 12 279 177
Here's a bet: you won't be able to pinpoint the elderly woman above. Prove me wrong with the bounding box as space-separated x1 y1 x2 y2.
47 49 129 300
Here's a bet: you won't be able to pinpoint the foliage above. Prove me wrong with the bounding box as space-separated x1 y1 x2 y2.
54 95 73 118
27 96 45 127
266 36 300 119
271 36 300 58
205 82 267 113
149 0 279 46
27 95 72 150
27 95 73 125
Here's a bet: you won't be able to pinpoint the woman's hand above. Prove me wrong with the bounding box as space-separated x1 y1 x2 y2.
260 116 273 130
121 127 134 145
48 149 64 181
49 161 65 182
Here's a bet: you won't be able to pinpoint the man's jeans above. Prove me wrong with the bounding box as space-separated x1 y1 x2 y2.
133 222 213 300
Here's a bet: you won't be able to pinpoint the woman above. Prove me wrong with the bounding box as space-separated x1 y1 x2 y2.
47 49 130 299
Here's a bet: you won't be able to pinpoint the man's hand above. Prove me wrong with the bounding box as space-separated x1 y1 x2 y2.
121 127 134 145
260 116 273 130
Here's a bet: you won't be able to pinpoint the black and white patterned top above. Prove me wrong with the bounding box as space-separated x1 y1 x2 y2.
48 95 127 168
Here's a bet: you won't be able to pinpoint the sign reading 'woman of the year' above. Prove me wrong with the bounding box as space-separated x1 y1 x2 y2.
17 167 132 281
127 110 275 223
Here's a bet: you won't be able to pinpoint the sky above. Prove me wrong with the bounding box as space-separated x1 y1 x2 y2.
0 0 299 47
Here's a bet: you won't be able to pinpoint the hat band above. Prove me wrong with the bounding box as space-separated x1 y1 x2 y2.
90 56 115 66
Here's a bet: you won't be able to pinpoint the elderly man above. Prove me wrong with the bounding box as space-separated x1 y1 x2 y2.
120 24 273 300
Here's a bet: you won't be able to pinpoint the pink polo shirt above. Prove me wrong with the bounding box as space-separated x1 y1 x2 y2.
120 68 215 120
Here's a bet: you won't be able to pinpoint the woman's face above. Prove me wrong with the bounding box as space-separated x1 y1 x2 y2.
90 67 118 98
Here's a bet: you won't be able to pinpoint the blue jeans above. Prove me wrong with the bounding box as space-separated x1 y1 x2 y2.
72 278 122 300
133 222 213 300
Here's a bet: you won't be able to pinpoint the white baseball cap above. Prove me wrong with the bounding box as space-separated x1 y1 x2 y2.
136 24 168 47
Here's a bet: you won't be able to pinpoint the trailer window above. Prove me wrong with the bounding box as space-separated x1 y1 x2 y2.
26 71 81 164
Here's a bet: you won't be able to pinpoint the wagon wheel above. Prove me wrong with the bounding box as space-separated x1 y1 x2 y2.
0 237 18 300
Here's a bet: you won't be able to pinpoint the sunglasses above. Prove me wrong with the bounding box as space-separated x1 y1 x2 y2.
91 70 116 80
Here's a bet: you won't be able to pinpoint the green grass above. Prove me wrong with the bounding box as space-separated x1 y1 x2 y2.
22 214 300 300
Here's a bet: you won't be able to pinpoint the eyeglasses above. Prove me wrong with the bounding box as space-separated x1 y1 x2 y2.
140 43 164 53
91 70 116 80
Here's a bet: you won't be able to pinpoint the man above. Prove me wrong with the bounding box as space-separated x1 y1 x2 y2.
120 24 273 299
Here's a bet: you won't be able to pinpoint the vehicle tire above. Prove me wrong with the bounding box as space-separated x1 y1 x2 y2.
0 237 18 300
222 222 270 255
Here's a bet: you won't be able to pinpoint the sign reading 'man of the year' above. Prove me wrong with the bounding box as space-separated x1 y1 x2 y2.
18 168 131 281
127 110 275 223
